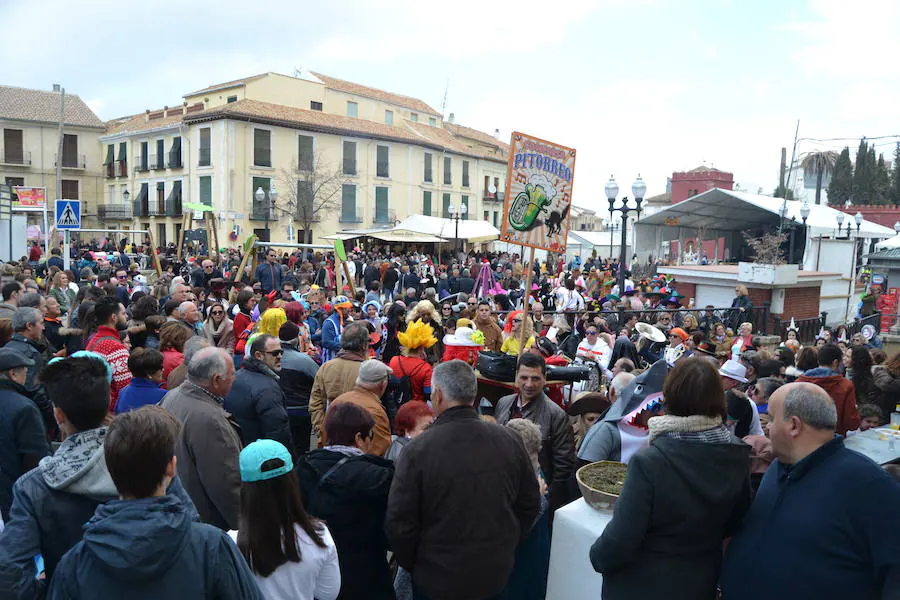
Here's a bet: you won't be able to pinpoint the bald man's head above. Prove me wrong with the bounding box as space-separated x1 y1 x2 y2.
768 382 836 464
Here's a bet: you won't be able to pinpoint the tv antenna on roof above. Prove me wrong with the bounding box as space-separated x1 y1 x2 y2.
441 79 449 118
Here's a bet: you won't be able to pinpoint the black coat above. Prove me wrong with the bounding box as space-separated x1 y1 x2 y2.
382 268 399 294
590 434 751 600
298 449 394 600
0 380 49 521
224 358 293 452
363 265 381 290
386 405 540 600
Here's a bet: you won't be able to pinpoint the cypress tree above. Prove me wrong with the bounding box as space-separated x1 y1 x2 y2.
827 147 853 205
874 153 891 205
891 143 900 205
852 138 872 204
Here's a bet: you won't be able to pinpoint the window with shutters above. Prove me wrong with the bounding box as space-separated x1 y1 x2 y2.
168 137 182 169
61 180 78 199
253 129 271 167
443 156 452 185
346 101 358 117
139 141 149 171
341 184 358 222
442 193 451 216
461 195 469 219
342 141 357 175
155 140 165 169
62 134 78 168
2 129 24 164
376 145 389 178
298 135 314 172
198 128 211 166
199 176 212 206
297 179 314 219
424 153 433 183
375 187 389 223
423 191 432 216
462 160 470 187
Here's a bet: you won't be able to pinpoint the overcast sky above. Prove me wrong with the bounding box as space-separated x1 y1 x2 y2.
3 0 898 209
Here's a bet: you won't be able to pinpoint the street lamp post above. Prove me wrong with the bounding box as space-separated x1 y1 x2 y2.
606 175 645 292
255 184 278 242
448 202 467 255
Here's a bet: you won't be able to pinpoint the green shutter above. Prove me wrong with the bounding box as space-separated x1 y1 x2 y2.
199 176 212 206
104 144 114 165
117 142 127 161
298 136 314 171
442 193 451 216
423 191 431 216
375 187 389 223
341 184 356 221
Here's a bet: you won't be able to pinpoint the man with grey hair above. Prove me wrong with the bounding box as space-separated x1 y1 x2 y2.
18 293 46 315
722 382 900 599
323 360 392 456
167 336 210 390
386 360 540 600
161 347 241 530
176 301 201 333
5 308 54 437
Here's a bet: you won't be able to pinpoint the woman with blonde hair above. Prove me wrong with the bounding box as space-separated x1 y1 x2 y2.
405 301 443 364
729 284 753 331
501 309 535 356
681 313 699 333
49 271 77 315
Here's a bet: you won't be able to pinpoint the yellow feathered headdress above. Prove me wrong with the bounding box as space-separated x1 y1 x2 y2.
398 319 437 350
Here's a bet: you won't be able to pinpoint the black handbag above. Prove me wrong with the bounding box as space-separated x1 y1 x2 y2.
546 365 591 382
477 351 518 381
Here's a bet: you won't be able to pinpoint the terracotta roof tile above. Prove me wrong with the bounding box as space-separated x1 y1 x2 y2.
444 122 509 151
311 72 441 117
0 85 104 128
104 110 186 136
183 73 269 98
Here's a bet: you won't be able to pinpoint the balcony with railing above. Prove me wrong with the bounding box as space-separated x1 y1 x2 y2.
113 160 127 177
149 154 164 170
134 155 150 172
55 154 86 169
98 204 133 220
148 199 167 216
339 210 363 224
483 190 505 203
0 150 30 166
250 204 274 221
373 208 396 225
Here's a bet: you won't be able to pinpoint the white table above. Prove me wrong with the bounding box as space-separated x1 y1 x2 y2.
546 497 613 599
844 426 900 465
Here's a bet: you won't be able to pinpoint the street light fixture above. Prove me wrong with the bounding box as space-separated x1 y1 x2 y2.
894 221 900 235
255 184 278 242
607 175 645 292
800 200 811 225
448 202 468 254
854 211 863 232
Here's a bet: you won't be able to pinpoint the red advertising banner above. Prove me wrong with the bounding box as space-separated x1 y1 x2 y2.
12 187 47 210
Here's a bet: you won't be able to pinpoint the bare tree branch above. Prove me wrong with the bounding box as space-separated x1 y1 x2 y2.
275 155 349 243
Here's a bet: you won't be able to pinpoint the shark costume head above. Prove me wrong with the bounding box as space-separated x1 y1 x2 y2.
603 359 669 463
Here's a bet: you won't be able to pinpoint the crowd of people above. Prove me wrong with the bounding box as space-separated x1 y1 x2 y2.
0 240 897 600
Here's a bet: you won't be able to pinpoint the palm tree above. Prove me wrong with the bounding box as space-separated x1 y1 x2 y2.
800 151 839 205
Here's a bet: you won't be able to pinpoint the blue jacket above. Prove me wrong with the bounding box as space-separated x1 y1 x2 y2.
47 495 263 600
115 378 167 414
254 260 283 293
0 427 197 600
319 312 342 363
0 380 49 522
224 358 293 453
721 437 900 599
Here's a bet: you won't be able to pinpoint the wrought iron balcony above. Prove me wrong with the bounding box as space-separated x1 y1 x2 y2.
98 204 133 220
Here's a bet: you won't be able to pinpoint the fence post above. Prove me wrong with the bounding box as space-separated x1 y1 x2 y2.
762 301 770 335
820 311 827 329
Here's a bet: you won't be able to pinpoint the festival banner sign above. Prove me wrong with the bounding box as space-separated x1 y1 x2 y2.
12 187 47 210
500 132 576 253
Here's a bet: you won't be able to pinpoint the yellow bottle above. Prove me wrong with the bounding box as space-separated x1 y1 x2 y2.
890 404 900 430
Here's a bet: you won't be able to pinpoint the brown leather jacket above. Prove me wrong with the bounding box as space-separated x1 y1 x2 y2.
309 350 366 443
476 318 503 353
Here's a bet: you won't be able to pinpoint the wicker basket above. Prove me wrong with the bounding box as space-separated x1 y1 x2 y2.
576 461 626 511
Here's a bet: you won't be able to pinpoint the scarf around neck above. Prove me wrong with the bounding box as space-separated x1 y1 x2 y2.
648 414 731 442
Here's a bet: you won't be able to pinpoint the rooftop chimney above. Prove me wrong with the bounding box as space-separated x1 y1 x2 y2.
52 84 61 92
448 113 455 124
494 128 501 139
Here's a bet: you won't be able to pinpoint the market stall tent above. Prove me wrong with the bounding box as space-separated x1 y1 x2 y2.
395 214 501 244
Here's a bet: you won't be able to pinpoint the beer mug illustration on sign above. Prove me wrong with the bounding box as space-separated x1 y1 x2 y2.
508 174 558 232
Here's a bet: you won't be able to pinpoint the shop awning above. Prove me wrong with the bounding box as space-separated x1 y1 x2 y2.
395 214 501 243
367 229 446 243
638 188 895 239
104 145 114 165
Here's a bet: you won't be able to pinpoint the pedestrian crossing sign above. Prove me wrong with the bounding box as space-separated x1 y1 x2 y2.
55 199 81 230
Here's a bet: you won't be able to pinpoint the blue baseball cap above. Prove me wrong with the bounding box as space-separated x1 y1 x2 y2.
239 440 293 483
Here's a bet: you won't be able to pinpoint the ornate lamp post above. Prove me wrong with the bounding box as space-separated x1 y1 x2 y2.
607 175 645 292
255 183 278 242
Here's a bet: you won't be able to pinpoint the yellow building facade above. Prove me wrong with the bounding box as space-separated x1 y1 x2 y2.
98 72 509 248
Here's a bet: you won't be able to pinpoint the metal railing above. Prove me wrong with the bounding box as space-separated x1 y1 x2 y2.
133 199 149 217
148 200 166 216
55 154 85 169
339 213 363 224
373 208 396 225
114 160 127 177
134 155 150 172
149 154 164 170
0 150 30 165
483 191 505 202
250 206 274 220
98 204 133 220
772 314 825 344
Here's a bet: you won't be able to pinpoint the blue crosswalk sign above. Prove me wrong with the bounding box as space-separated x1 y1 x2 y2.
55 200 81 230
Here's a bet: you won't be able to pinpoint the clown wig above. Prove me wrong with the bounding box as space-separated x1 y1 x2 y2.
258 308 287 337
398 320 437 354
406 300 441 325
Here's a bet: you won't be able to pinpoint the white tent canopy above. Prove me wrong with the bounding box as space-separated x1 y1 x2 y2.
875 233 900 250
320 228 446 243
395 214 501 243
638 188 895 239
